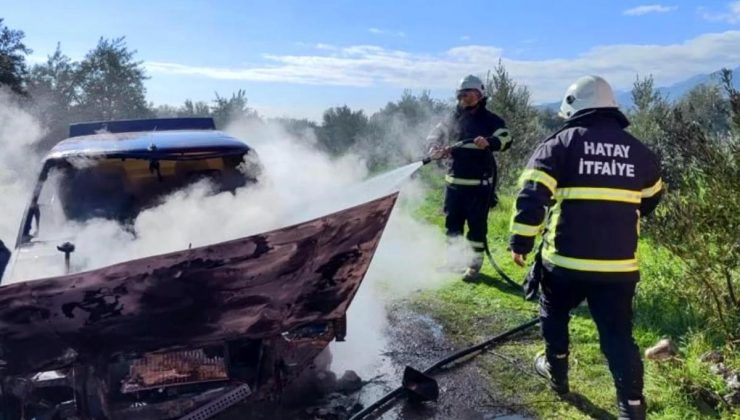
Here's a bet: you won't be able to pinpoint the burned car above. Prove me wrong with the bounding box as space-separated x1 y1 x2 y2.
0 118 398 419
3 117 256 283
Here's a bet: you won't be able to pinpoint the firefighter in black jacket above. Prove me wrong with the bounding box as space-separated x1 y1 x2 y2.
427 75 511 281
509 75 662 420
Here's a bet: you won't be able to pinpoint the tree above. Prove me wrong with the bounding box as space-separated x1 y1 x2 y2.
374 90 449 127
27 44 78 147
485 60 544 187
361 90 451 170
28 44 77 109
154 91 260 128
210 89 259 128
627 76 674 179
153 104 180 118
74 37 151 121
0 18 31 95
632 75 664 114
537 107 562 133
676 82 731 136
648 110 739 337
628 75 740 337
270 117 318 143
180 99 211 118
317 105 369 156
720 68 740 135
155 99 211 118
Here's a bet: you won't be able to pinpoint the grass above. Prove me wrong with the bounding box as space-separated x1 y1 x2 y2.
405 166 739 419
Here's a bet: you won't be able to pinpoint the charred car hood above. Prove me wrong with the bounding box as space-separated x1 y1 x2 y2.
0 193 398 375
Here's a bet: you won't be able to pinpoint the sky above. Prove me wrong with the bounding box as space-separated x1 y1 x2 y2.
3 0 740 121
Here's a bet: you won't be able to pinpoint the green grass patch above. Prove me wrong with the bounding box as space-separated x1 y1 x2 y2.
404 166 739 419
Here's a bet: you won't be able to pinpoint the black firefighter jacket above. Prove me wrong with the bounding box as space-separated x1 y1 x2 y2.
427 100 510 185
509 109 663 280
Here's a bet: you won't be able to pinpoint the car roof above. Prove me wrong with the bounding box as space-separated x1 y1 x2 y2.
45 118 251 161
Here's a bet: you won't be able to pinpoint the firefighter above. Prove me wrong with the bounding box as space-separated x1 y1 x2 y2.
509 75 663 420
427 74 511 281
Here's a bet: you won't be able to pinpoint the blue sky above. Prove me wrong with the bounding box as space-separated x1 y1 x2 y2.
3 0 740 120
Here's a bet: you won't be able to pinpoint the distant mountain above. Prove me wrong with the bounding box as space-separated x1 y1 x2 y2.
539 66 740 111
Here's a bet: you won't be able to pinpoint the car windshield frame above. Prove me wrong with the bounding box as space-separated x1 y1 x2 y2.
16 149 253 248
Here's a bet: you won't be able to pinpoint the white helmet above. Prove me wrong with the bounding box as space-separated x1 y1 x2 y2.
559 75 618 119
457 74 485 96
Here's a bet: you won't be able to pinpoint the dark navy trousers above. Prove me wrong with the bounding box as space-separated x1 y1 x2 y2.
539 269 644 400
444 184 492 255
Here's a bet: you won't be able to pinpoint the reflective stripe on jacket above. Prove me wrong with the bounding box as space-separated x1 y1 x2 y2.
427 100 510 182
509 109 663 277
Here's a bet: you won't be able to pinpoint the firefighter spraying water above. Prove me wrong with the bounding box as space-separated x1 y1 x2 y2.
425 75 512 282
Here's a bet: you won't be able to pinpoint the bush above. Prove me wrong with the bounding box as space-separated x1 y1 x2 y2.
631 73 740 340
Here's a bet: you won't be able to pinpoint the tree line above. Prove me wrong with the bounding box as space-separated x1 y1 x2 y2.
0 19 521 172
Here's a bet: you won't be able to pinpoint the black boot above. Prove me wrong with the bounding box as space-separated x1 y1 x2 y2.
462 257 483 283
462 266 480 282
534 353 569 395
617 397 646 420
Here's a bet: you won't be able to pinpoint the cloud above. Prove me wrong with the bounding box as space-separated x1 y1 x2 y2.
701 1 740 23
145 30 740 103
369 27 406 37
623 4 677 16
460 35 471 41
315 43 338 51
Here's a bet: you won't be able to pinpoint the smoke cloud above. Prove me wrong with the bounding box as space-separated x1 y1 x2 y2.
353 97 451 171
0 90 45 245
0 106 472 382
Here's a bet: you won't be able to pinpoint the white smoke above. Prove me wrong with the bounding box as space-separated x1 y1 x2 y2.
0 90 45 245
0 108 473 380
6 115 470 277
328 179 474 375
225 118 474 376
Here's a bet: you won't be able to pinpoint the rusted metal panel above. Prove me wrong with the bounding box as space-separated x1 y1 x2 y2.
121 349 228 393
0 193 398 375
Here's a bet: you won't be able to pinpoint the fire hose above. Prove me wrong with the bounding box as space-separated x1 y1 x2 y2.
484 241 520 289
348 317 540 420
421 137 478 165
